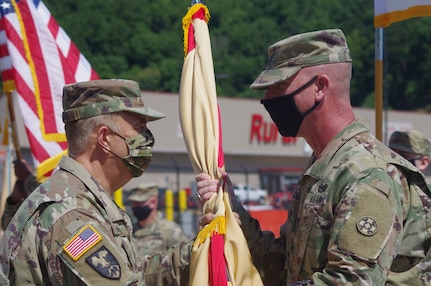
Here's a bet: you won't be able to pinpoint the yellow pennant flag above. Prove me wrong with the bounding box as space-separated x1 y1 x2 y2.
374 0 431 27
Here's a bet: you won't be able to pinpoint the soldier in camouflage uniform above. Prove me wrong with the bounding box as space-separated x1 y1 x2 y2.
0 79 192 285
196 29 431 285
388 129 431 176
1 159 40 230
128 182 189 256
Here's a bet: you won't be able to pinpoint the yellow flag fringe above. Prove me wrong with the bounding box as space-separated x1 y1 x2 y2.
194 216 226 245
182 3 210 58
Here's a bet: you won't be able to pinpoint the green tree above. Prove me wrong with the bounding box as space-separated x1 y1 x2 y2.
2 0 430 112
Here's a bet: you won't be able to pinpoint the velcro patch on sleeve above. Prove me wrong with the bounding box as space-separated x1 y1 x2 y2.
63 225 102 261
337 185 394 260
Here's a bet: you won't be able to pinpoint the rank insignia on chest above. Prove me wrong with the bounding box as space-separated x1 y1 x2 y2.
317 183 328 193
305 183 328 205
86 246 121 280
63 225 102 261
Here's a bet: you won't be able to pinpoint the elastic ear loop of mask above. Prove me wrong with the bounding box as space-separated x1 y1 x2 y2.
260 75 318 105
101 144 151 171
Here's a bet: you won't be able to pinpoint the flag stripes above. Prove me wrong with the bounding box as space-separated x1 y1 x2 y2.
0 0 98 175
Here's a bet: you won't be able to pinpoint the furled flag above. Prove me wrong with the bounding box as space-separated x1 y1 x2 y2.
179 1 263 285
374 0 431 27
0 0 99 180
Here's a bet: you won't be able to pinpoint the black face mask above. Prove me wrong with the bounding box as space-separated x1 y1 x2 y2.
407 156 422 167
131 205 152 221
261 76 319 138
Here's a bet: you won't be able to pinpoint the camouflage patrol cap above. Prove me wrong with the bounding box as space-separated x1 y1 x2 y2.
250 29 352 90
128 182 159 202
62 79 166 123
389 130 431 157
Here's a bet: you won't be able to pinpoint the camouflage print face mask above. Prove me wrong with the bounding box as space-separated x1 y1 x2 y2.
104 129 154 177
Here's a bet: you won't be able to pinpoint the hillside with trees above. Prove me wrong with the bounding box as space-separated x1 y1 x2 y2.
7 0 431 111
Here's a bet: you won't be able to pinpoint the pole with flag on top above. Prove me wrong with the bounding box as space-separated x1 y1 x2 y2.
0 0 99 182
373 0 431 141
179 1 263 285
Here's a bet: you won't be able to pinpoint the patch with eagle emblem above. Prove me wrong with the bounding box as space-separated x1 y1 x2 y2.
86 246 121 279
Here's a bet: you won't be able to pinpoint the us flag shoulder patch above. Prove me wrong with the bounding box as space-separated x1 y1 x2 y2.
63 225 102 261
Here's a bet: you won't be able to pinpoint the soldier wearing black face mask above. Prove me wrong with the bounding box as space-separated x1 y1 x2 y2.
388 130 431 179
128 182 189 257
195 29 431 285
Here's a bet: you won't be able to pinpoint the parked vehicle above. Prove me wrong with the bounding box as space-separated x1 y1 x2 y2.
233 184 268 204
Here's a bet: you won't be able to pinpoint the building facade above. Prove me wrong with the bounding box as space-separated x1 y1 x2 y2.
3 91 431 196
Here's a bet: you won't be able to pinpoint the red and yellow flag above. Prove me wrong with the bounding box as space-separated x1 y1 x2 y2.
179 2 263 285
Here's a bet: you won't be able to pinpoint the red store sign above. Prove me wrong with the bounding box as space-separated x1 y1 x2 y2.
249 114 297 145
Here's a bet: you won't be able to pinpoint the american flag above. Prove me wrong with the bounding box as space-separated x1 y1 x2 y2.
64 225 102 261
0 0 98 178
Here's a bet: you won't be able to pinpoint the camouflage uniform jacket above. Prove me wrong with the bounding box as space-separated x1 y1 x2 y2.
134 212 190 257
0 156 192 286
235 120 431 285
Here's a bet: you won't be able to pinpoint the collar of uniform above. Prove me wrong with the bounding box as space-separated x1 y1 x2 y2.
59 156 125 225
304 119 370 179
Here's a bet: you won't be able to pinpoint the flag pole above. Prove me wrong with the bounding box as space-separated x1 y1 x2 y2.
374 28 384 141
5 91 22 160
0 147 14 232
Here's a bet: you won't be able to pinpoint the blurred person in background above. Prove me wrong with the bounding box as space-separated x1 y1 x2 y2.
388 129 431 177
128 182 189 256
1 158 40 230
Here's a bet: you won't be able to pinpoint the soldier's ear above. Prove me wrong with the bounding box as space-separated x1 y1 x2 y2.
417 156 430 171
315 74 329 101
97 125 111 152
148 196 158 209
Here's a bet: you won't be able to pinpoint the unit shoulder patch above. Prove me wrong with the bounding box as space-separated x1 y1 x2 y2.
357 216 378 236
86 246 121 280
337 185 394 260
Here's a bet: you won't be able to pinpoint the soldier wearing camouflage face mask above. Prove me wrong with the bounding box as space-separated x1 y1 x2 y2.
0 79 193 285
195 29 431 285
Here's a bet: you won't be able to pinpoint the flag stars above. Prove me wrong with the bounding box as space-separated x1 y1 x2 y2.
0 1 11 11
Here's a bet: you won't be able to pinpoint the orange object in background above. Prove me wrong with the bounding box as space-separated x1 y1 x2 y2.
248 208 288 238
